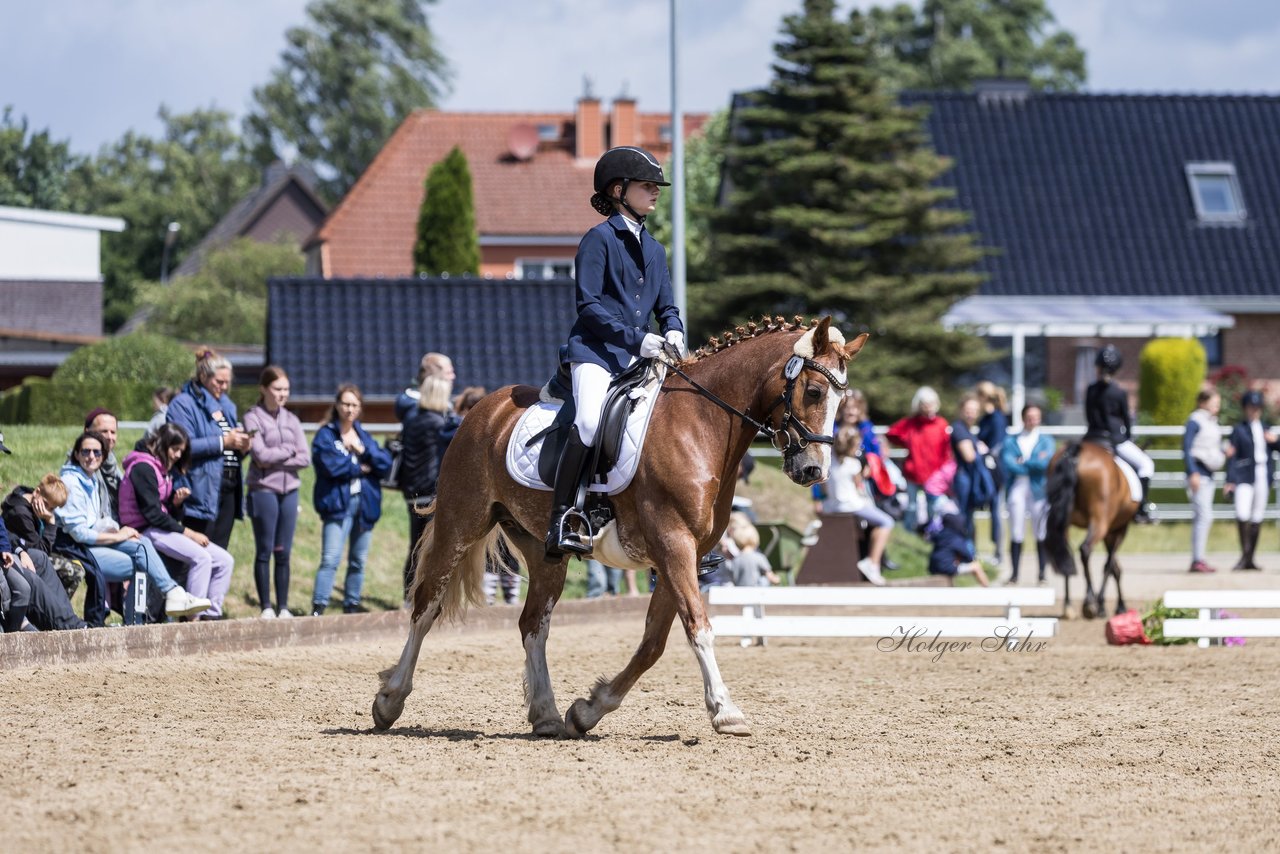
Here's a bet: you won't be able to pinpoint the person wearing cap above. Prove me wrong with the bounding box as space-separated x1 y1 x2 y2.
544 145 685 557
1084 345 1156 523
1223 390 1278 570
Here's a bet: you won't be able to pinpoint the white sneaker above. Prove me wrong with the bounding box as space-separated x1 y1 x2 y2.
165 587 213 618
260 607 277 620
857 558 886 586
277 608 293 619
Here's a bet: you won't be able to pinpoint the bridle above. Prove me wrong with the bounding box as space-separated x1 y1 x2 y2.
661 349 848 455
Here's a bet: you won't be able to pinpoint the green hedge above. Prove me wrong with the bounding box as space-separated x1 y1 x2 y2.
1 379 257 426
1138 338 1206 448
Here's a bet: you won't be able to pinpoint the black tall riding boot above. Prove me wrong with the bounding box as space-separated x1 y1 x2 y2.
1232 520 1249 570
1008 540 1023 584
1245 522 1264 570
545 427 594 558
1135 477 1155 524
1036 540 1050 584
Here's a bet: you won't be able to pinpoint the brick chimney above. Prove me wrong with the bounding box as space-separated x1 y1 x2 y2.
610 98 638 149
575 96 604 162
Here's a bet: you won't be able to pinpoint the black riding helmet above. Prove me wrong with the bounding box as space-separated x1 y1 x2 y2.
590 146 669 220
1095 345 1122 374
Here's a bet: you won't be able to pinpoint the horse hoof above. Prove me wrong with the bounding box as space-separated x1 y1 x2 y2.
712 712 752 737
1082 602 1097 620
372 694 403 731
1061 605 1077 621
563 699 592 738
532 718 565 738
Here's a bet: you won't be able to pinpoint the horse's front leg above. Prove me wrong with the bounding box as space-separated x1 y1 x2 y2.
657 534 750 736
564 578 677 737
1104 530 1127 614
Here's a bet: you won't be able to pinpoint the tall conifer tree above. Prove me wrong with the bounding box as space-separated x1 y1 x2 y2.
413 146 480 275
711 0 989 416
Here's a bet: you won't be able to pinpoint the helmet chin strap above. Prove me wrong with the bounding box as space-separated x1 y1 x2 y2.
616 178 647 223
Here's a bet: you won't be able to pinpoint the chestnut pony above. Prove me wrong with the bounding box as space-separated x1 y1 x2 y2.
373 316 867 737
1044 440 1139 620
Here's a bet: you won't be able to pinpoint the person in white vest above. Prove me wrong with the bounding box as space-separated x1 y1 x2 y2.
1182 390 1225 573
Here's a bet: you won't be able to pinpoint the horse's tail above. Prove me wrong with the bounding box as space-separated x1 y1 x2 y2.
1045 441 1081 577
406 501 508 624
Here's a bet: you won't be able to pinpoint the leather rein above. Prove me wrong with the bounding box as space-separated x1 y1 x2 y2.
660 347 848 455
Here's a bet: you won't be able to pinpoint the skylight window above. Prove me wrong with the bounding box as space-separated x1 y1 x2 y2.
536 123 560 141
1185 162 1246 224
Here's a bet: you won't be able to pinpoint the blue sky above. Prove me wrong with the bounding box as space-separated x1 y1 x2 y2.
6 0 1280 155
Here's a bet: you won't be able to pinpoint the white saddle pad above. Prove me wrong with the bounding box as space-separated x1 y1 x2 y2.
505 364 666 495
1113 457 1143 503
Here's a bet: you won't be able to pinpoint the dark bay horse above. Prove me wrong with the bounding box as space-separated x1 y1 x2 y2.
372 317 866 738
1044 440 1139 619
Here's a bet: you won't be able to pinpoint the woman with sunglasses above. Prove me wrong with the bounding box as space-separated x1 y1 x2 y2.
56 430 210 622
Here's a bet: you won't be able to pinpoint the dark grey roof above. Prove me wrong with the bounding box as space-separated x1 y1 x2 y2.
266 276 577 399
903 91 1280 298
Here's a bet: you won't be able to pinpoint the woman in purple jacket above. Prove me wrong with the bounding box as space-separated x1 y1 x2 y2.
243 366 311 618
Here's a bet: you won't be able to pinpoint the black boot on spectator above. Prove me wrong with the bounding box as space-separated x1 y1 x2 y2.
311 602 326 617
1244 522 1264 571
343 603 369 614
1232 521 1250 571
1008 540 1022 584
697 552 725 579
1036 540 1050 585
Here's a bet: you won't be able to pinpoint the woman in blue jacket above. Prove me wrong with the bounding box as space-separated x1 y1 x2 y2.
1223 390 1278 571
310 384 393 615
166 349 253 549
1000 403 1056 585
546 146 685 556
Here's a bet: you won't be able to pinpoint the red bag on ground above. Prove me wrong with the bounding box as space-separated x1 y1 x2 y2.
1105 610 1151 645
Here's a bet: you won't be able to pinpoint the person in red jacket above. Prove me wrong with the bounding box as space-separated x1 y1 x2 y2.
885 386 953 533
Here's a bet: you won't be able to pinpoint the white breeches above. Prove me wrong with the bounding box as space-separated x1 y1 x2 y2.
1006 477 1047 543
1115 440 1155 478
1234 463 1270 523
571 362 613 447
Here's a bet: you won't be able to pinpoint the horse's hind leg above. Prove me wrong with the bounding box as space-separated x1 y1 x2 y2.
1079 524 1103 620
509 530 568 737
1104 529 1128 614
564 577 678 737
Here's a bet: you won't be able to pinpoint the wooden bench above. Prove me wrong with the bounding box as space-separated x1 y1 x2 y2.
1161 590 1280 648
708 586 1057 648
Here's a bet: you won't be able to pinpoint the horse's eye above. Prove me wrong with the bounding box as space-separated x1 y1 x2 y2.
805 386 823 401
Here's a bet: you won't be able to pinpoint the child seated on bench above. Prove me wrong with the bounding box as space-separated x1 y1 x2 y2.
821 427 894 585
721 512 780 588
925 498 989 587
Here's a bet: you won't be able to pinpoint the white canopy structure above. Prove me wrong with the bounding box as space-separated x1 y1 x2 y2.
943 296 1236 428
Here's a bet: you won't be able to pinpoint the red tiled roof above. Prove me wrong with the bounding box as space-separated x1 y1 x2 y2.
311 107 707 278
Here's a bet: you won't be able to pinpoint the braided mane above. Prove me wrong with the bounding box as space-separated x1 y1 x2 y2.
691 315 820 361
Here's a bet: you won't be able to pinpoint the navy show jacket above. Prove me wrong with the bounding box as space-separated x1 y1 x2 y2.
564 214 684 374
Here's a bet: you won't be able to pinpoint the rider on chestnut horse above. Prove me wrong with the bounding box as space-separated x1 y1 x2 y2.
1083 345 1156 523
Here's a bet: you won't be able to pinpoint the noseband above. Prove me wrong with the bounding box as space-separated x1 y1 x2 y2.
663 353 848 455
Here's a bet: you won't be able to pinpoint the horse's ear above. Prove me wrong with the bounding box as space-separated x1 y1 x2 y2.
842 333 869 361
811 316 833 355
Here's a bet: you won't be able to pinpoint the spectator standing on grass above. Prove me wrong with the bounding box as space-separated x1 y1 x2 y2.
57 430 210 622
0 474 86 631
310 384 393 616
167 348 252 549
244 365 310 619
399 361 459 600
886 386 952 532
974 381 1009 565
949 394 995 548
1183 390 1225 574
1001 404 1056 586
1223 390 1278 571
118 423 233 621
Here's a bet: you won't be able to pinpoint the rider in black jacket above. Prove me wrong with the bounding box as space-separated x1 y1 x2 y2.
1084 345 1155 523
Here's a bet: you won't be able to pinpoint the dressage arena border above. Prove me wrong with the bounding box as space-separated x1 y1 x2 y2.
0 596 652 671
